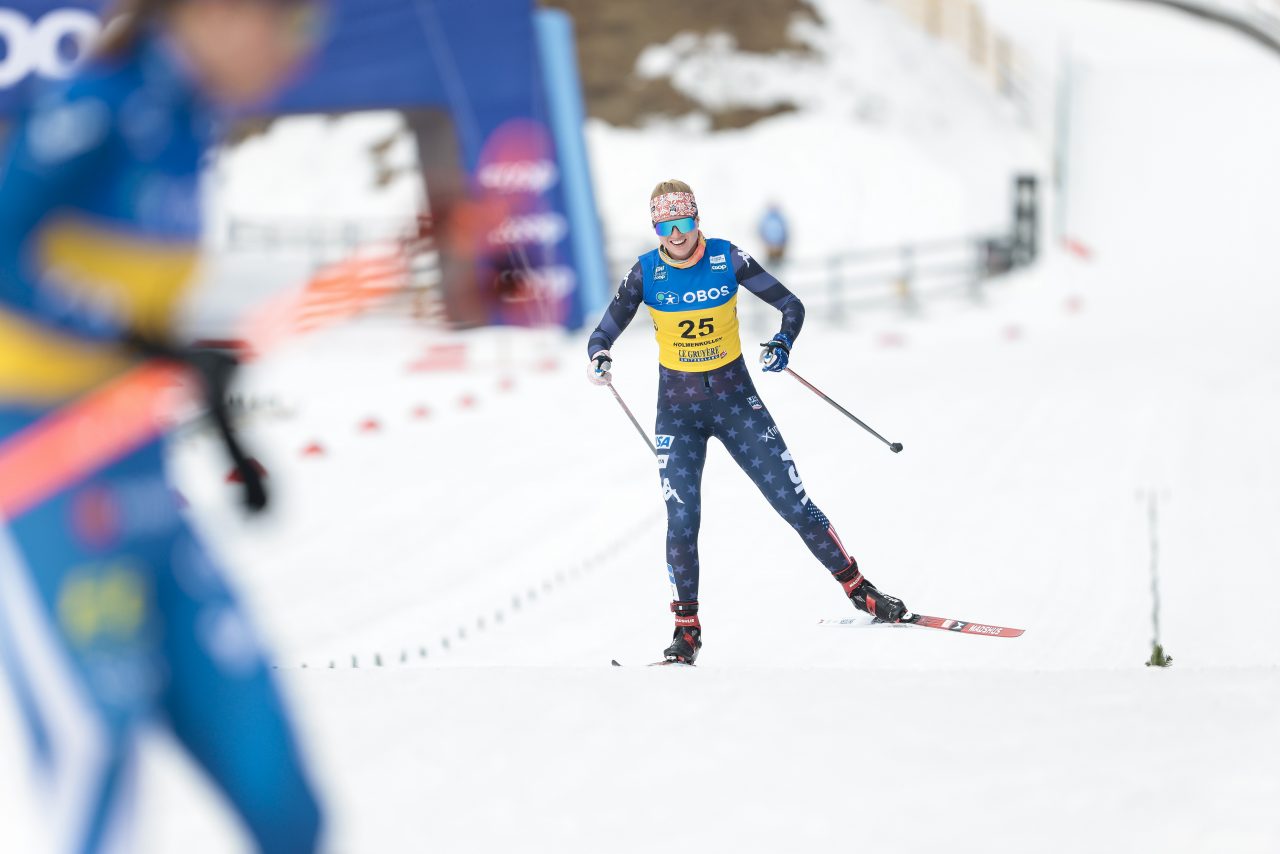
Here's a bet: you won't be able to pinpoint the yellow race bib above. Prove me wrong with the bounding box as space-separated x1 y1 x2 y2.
641 238 742 372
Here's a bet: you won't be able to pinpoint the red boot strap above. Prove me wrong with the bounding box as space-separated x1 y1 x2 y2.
833 561 862 582
839 572 866 596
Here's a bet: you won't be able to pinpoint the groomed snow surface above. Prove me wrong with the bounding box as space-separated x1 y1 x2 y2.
3 1 1280 851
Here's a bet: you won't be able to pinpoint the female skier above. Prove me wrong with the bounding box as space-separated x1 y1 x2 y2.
588 180 908 664
0 1 324 850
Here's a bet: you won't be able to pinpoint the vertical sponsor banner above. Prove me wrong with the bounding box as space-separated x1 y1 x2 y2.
0 1 102 116
267 0 590 330
473 118 573 327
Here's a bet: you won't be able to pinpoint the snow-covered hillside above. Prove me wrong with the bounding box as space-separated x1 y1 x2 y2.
3 1 1280 852
593 0 1043 266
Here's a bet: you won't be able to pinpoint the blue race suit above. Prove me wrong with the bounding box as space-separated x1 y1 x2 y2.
588 238 854 603
0 36 321 853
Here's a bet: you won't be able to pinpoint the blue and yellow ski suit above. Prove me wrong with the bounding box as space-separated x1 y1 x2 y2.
589 237 854 603
0 37 321 853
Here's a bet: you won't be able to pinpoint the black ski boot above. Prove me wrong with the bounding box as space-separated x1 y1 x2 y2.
834 563 909 623
663 600 702 664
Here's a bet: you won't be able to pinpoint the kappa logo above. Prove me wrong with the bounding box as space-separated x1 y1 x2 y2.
661 478 684 504
654 292 678 306
655 435 675 450
736 248 754 266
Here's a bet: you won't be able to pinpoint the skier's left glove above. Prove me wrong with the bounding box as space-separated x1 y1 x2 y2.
758 333 792 373
588 350 613 386
125 333 269 513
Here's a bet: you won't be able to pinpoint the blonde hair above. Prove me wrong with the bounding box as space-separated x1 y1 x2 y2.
651 179 694 200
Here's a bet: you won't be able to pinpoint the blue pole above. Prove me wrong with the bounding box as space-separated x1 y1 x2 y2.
533 8 609 328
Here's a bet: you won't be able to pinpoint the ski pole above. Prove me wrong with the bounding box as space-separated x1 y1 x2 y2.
0 257 400 519
607 382 655 454
784 368 903 454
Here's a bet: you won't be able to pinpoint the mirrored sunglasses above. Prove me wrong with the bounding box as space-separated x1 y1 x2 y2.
655 217 697 237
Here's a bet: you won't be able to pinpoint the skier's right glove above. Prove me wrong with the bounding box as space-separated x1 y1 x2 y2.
759 333 792 373
125 333 269 513
588 350 613 386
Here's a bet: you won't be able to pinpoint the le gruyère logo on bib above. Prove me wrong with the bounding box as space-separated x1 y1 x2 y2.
710 253 727 271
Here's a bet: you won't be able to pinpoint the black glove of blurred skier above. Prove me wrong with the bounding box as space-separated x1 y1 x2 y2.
125 334 268 513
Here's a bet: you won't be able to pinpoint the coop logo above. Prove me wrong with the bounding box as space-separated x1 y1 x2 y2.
487 212 568 246
0 9 101 89
476 159 559 194
709 253 727 271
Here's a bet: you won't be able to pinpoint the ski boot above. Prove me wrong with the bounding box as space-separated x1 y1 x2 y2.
663 600 702 664
834 562 909 623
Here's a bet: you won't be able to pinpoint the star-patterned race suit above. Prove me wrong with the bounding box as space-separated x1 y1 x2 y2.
588 238 854 602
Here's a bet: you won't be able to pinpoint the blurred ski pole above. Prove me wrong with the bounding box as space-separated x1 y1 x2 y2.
607 382 655 454
784 368 903 454
0 256 402 520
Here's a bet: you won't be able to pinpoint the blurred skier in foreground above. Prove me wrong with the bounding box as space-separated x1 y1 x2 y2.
587 180 909 664
0 0 326 850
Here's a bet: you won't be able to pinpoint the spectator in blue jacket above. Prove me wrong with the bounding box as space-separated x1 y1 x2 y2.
758 201 790 266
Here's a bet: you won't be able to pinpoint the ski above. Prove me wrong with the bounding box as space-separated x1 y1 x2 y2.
610 659 694 667
818 613 1024 638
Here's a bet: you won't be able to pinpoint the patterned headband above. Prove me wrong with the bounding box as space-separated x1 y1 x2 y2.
650 191 698 225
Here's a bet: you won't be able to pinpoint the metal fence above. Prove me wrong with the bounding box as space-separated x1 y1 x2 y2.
608 231 1019 333
225 198 1032 331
